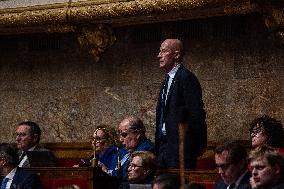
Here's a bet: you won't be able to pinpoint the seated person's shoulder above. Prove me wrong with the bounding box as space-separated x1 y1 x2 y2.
26 149 56 167
129 184 151 189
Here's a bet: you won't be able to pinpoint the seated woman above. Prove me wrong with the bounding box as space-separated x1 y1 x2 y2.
127 151 157 184
78 125 119 175
249 115 284 154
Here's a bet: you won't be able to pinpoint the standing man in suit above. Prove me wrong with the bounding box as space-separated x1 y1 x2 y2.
156 39 207 169
214 141 251 189
15 121 55 167
0 143 42 189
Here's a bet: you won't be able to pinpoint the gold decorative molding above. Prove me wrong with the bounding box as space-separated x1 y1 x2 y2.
0 0 259 34
77 24 116 63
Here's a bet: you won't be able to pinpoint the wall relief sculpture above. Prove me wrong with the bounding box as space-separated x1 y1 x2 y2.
77 24 116 62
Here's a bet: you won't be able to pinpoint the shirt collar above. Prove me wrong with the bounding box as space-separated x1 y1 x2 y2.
28 145 37 151
234 170 248 188
5 167 17 180
168 64 181 78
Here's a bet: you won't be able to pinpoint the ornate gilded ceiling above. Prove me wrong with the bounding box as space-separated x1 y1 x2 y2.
0 0 261 34
0 0 282 61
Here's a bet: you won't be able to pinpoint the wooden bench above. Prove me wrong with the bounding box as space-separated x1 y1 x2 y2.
42 142 221 169
26 166 219 189
159 169 220 189
26 167 119 189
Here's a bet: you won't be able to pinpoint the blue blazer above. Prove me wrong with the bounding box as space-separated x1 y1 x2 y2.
0 167 42 189
155 64 207 168
97 145 118 171
214 171 251 189
111 138 154 179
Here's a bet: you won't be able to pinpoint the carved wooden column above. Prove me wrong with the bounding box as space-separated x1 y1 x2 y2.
77 24 116 62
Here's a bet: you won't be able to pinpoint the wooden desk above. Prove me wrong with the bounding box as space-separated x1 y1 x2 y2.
164 169 220 184
26 167 119 189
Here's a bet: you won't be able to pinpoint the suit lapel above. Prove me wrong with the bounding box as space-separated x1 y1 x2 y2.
10 168 20 189
164 65 182 107
237 171 251 189
22 159 29 167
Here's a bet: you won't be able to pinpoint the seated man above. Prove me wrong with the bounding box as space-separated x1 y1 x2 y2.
249 145 284 189
15 121 55 167
112 116 155 180
127 151 157 184
0 143 42 189
214 141 251 189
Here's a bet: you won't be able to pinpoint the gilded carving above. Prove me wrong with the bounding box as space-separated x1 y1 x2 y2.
0 0 257 33
257 2 284 44
77 24 116 62
0 0 283 45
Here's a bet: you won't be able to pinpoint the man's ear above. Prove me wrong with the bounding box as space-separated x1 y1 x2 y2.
32 134 39 143
1 159 7 167
174 51 181 60
135 132 141 140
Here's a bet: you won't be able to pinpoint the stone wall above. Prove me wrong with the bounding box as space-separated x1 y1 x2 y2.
0 14 283 143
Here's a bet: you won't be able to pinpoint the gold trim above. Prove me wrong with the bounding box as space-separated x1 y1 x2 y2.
0 0 259 33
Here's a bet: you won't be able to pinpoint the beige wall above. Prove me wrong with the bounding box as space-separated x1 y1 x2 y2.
0 14 283 143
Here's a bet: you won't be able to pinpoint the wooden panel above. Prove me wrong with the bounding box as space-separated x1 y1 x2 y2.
26 167 94 189
43 142 92 159
41 140 251 159
25 167 120 189
159 169 220 185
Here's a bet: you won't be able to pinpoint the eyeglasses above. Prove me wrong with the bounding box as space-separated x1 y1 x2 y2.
15 132 28 138
128 163 143 170
118 131 128 138
250 126 265 138
215 162 233 170
93 137 105 141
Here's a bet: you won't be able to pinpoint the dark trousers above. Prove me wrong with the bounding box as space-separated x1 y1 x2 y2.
157 140 197 169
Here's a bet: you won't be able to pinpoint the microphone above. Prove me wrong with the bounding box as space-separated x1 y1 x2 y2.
91 128 101 167
116 147 122 180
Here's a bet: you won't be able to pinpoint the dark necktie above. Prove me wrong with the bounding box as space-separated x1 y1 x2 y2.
159 74 170 138
162 74 170 105
19 151 26 162
1 178 9 189
228 183 236 189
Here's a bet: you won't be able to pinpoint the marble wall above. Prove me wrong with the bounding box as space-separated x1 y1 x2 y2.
0 14 283 144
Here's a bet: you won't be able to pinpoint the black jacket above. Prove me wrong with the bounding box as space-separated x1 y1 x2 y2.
155 64 207 168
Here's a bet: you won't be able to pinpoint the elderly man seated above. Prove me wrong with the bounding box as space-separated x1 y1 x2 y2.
111 116 155 180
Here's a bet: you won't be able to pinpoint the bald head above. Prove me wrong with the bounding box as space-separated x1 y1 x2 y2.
118 116 145 150
163 39 183 54
158 39 184 72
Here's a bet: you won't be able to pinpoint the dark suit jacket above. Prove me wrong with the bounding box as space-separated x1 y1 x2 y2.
214 171 251 189
254 181 284 189
155 64 207 168
0 167 42 189
117 138 155 180
19 145 55 167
